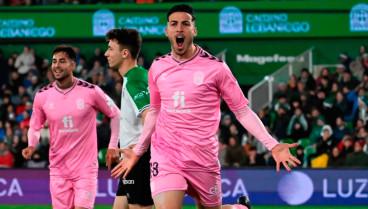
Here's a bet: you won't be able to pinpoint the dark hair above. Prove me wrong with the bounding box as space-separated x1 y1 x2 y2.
167 4 196 22
106 28 142 60
52 45 76 62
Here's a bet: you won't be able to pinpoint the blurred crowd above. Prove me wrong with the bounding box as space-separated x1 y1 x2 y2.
217 45 368 169
1 44 368 169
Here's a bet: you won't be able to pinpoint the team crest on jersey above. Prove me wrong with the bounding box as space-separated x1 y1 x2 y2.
194 71 204 86
76 99 85 110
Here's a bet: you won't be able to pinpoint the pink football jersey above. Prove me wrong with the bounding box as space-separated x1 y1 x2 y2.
148 46 248 172
30 78 119 178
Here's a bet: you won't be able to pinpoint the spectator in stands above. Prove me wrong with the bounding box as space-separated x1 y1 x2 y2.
333 64 346 83
229 123 243 143
244 145 266 167
30 48 43 73
272 105 290 140
287 75 299 101
74 55 86 77
355 127 368 142
9 134 27 167
316 76 331 95
337 134 354 159
327 146 345 167
338 53 353 72
219 114 233 145
8 71 23 95
0 141 14 168
315 67 333 89
88 47 106 69
257 108 270 127
39 59 50 79
344 87 361 121
26 75 42 99
273 94 291 113
3 103 17 124
340 69 360 91
11 85 28 106
299 92 312 116
273 82 288 101
332 91 349 118
345 140 368 167
308 124 337 167
137 53 150 69
332 116 351 142
308 107 325 143
7 57 16 73
298 68 316 92
287 107 308 141
225 135 246 167
14 45 35 76
218 139 227 167
87 60 104 78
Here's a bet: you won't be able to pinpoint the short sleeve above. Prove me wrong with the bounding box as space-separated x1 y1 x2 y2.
93 86 119 118
148 67 161 109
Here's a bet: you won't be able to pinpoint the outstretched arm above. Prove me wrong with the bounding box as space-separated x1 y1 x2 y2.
233 106 301 171
111 107 159 178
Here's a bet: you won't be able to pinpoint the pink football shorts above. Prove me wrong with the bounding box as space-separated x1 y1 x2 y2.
50 172 97 209
150 161 222 207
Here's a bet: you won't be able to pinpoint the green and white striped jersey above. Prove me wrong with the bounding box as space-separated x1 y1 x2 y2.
119 66 150 149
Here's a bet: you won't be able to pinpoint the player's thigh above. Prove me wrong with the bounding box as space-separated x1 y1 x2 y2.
153 190 186 209
73 172 97 209
113 195 129 209
185 171 222 208
50 176 74 209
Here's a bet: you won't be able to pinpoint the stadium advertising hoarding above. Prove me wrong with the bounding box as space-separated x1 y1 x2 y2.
0 169 367 206
0 1 367 85
0 1 367 39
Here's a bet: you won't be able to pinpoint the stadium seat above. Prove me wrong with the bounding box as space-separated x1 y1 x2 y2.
280 138 294 144
297 138 311 149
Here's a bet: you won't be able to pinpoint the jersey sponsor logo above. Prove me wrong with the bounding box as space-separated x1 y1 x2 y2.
59 116 78 133
76 98 84 110
194 71 204 86
122 179 135 185
133 90 149 101
167 91 191 113
172 91 185 107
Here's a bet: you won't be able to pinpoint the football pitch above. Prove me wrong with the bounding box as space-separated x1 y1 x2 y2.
0 205 366 209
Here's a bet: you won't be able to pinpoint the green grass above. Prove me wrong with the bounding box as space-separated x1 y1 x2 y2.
0 205 367 209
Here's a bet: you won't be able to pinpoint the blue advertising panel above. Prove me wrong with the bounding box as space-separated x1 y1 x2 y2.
0 169 367 206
